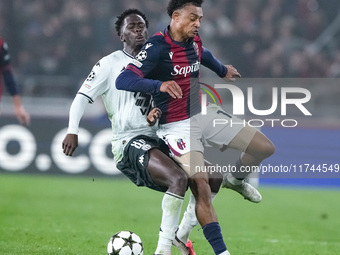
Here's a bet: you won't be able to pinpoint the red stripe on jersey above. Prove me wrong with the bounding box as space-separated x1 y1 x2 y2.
161 30 202 124
126 64 144 77
194 35 203 62
164 30 191 123
167 142 182 157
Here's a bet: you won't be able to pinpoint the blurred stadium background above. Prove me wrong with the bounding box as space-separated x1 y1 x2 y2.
1 0 339 182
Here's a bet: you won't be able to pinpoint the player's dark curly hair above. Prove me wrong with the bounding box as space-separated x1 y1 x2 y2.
167 0 204 17
115 9 149 36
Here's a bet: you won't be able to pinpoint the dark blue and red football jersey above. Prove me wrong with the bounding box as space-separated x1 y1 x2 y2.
116 27 227 124
0 38 6 98
0 38 18 99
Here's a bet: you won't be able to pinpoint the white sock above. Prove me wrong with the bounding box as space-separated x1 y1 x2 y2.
219 250 231 255
176 192 217 243
155 192 184 255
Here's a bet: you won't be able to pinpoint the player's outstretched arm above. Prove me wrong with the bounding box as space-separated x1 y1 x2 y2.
116 68 182 98
62 94 88 156
201 47 241 81
12 95 30 125
116 68 163 94
2 63 30 125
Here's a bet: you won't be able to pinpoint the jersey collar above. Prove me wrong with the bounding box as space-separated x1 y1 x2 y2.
122 49 134 59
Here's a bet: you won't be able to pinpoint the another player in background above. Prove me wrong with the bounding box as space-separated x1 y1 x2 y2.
61 9 199 255
0 37 30 125
116 0 275 254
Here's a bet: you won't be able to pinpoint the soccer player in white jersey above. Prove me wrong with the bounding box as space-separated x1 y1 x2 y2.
62 9 194 255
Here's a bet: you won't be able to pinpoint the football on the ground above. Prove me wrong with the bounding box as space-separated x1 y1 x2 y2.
107 231 143 255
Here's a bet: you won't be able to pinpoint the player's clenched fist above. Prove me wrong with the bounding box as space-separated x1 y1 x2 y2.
147 107 162 126
160 81 182 99
62 134 78 156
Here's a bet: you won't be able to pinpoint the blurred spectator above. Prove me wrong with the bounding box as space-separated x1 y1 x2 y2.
0 37 30 125
0 0 340 98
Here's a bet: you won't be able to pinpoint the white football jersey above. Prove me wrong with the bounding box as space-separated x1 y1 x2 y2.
78 50 157 162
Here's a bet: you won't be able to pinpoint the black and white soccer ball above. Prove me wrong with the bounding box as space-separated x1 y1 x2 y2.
107 231 143 255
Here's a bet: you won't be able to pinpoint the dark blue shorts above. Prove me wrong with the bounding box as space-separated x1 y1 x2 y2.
116 135 170 192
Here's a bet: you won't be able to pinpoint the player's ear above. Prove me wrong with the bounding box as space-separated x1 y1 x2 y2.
172 10 180 21
120 34 125 42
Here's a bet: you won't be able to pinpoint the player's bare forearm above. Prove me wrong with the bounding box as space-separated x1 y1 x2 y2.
12 95 30 125
62 134 78 156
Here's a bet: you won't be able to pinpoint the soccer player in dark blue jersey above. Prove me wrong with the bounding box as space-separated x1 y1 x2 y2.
0 38 30 125
117 1 275 254
62 9 198 255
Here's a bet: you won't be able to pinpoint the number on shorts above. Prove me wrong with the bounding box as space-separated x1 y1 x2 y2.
130 139 145 149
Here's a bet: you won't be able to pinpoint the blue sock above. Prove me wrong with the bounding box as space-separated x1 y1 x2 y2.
202 222 227 255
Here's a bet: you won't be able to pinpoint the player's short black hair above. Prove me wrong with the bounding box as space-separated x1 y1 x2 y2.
115 9 149 36
167 0 204 17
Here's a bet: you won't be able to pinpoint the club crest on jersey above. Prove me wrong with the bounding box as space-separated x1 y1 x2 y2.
136 50 147 61
177 139 186 150
86 71 96 81
193 42 199 56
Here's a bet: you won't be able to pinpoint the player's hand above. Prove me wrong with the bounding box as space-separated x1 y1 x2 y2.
147 107 162 126
62 134 78 156
160 81 182 99
15 106 30 126
224 65 241 82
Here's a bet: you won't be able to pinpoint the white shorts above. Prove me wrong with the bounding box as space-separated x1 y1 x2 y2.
157 104 248 156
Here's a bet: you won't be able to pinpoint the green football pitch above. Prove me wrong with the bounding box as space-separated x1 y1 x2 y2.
1 174 339 255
